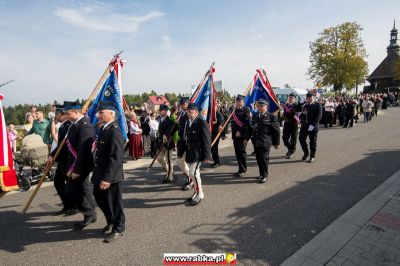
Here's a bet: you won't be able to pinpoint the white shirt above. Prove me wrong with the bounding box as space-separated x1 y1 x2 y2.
74 115 84 125
129 121 141 135
325 101 335 112
103 121 114 130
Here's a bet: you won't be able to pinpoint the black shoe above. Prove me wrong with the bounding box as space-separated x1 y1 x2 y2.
104 232 123 243
182 182 194 191
211 163 221 168
234 172 245 177
255 176 262 180
53 208 68 216
285 151 290 157
302 154 309 161
74 214 97 230
64 208 80 216
260 176 268 183
308 157 315 163
102 224 113 234
287 153 295 159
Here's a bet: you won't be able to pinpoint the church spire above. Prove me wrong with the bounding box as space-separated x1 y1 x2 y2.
387 19 399 54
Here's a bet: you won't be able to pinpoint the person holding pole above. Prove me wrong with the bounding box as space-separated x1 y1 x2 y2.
210 103 225 168
63 101 97 230
231 95 252 177
47 104 78 216
251 100 280 183
92 101 125 243
183 103 212 205
176 98 191 190
156 104 177 183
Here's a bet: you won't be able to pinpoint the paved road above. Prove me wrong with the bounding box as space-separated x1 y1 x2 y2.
1 108 400 266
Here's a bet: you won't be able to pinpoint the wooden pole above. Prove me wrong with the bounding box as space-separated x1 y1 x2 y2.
146 62 215 172
211 81 253 147
22 52 122 214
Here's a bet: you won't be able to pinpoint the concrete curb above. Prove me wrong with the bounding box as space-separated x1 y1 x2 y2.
282 169 400 266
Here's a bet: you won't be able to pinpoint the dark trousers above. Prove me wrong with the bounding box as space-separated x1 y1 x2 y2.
338 114 345 126
344 114 354 127
325 112 334 127
255 146 270 178
282 124 298 152
211 136 221 164
150 139 157 158
299 126 318 157
93 183 125 233
65 175 96 217
233 138 247 173
54 162 74 210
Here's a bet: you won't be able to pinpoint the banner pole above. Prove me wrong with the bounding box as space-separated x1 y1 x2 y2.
22 52 123 214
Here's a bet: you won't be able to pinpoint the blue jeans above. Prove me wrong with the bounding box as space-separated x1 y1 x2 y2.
364 112 370 122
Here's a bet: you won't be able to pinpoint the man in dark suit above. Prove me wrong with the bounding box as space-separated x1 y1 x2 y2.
298 93 322 163
176 98 190 190
63 101 97 230
282 93 300 159
92 101 125 243
47 104 78 215
156 104 177 183
251 100 280 183
183 103 212 205
231 95 252 177
210 104 225 168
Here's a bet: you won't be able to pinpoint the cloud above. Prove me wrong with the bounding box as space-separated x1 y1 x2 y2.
55 4 165 33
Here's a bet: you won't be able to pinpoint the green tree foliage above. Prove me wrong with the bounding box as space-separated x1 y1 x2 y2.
308 22 369 92
4 104 52 125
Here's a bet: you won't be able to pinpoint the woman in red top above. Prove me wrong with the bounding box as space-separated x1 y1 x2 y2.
128 111 144 160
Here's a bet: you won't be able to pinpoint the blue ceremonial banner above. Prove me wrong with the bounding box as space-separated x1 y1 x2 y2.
244 69 280 114
87 71 128 141
190 69 217 132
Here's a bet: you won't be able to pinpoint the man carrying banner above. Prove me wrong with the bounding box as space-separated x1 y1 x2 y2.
210 103 225 168
299 92 322 163
92 101 125 243
282 93 300 159
64 101 97 230
183 103 212 205
231 95 252 177
47 104 78 215
176 98 191 190
251 100 280 183
157 104 177 183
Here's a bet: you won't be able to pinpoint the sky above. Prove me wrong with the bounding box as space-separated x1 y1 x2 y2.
0 0 399 106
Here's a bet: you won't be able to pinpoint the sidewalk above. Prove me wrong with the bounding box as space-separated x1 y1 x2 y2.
282 169 400 266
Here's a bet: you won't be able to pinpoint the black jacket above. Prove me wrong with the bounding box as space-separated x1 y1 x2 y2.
183 117 212 163
231 106 252 140
157 115 177 150
66 116 96 176
211 111 225 139
251 112 280 148
51 120 72 165
91 122 124 185
283 102 300 128
299 101 323 130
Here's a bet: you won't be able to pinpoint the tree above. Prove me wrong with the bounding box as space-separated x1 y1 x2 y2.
308 22 368 92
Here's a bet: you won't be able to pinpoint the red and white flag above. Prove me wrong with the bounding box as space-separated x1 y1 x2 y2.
0 94 18 192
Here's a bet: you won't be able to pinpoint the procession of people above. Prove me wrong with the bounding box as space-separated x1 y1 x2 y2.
2 86 392 245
